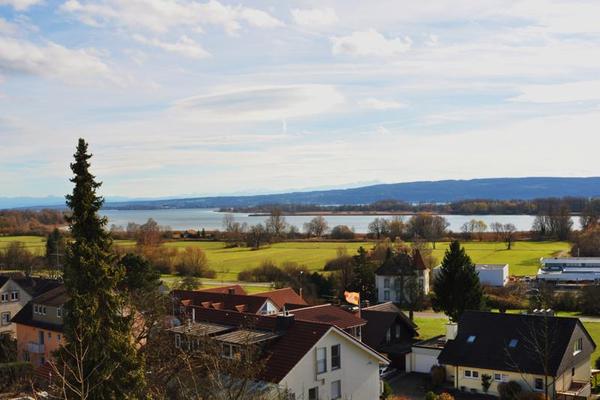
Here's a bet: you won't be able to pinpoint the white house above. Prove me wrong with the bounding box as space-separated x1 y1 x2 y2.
375 250 430 304
432 264 509 287
537 257 600 283
172 305 389 400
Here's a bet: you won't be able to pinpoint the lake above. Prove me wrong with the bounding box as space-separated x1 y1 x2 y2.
101 208 582 233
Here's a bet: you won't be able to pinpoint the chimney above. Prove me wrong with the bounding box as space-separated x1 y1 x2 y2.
228 288 235 295
445 322 458 341
276 312 295 332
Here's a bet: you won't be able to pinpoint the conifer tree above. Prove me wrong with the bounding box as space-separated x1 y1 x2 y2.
431 240 483 321
58 138 145 399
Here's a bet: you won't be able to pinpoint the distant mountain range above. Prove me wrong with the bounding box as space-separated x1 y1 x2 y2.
5 177 600 210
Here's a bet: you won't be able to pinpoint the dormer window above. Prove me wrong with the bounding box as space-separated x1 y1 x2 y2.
467 335 476 343
508 339 518 348
1 293 8 303
11 291 19 301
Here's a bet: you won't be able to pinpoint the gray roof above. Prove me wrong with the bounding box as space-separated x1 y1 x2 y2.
170 321 233 337
213 329 281 345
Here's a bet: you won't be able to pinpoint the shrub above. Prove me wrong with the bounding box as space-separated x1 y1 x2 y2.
237 260 286 282
425 392 437 400
175 247 214 278
430 365 446 387
330 225 355 239
437 393 454 400
381 381 393 399
0 362 33 391
323 254 354 271
580 286 600 315
481 373 492 393
498 381 523 400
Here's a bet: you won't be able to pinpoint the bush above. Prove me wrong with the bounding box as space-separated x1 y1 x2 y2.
237 260 287 282
554 291 579 311
381 381 393 399
498 381 523 400
430 365 446 387
323 254 354 271
0 362 33 391
581 286 600 315
517 392 546 400
330 225 355 239
437 394 454 400
175 247 214 278
425 392 437 400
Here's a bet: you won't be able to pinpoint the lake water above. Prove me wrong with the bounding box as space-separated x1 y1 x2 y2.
101 208 581 233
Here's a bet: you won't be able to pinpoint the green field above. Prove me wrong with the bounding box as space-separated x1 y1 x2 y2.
431 241 570 276
1 237 570 279
414 316 600 366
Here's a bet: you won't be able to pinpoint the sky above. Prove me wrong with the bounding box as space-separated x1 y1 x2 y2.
1 0 600 198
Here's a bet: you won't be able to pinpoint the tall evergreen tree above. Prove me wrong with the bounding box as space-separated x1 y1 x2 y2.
58 139 145 399
431 240 483 322
45 227 66 277
348 247 377 303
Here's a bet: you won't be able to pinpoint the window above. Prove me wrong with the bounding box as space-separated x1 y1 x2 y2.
395 291 402 302
57 307 63 318
395 324 401 340
494 373 508 382
331 344 341 370
464 370 478 379
42 306 46 315
1 293 8 302
384 278 390 288
572 367 575 377
331 380 341 400
316 347 327 374
574 338 583 354
467 335 476 343
47 332 51 339
385 328 391 344
11 291 19 301
23 351 30 362
534 378 544 391
384 290 390 301
222 344 233 358
57 334 61 341
34 305 39 314
308 387 318 400
174 334 181 349
508 339 518 348
1 312 10 326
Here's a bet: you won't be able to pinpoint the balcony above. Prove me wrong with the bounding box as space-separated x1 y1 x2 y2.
27 342 45 354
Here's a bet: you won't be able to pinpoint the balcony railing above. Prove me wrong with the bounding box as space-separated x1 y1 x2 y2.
27 342 45 354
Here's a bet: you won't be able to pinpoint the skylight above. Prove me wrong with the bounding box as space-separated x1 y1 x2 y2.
508 339 518 348
467 335 476 343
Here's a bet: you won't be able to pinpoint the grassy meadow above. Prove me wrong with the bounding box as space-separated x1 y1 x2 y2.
1 236 570 280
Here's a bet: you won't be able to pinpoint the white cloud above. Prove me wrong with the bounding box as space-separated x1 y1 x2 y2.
171 84 344 121
0 0 42 10
133 34 210 59
0 17 17 34
291 7 338 28
511 81 600 103
61 0 283 35
359 97 407 110
0 36 114 84
331 29 412 57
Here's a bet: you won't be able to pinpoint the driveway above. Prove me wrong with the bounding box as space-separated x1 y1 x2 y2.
386 373 431 399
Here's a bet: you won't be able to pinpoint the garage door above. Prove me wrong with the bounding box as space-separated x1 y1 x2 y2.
414 354 438 374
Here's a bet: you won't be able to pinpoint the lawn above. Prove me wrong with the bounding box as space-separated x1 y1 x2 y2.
1 237 570 279
431 241 570 276
414 316 600 367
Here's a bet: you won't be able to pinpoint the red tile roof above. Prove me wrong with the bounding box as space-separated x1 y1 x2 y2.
173 290 269 314
251 287 307 308
200 285 247 295
290 304 366 329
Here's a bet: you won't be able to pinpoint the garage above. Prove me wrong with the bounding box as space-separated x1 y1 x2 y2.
405 338 445 374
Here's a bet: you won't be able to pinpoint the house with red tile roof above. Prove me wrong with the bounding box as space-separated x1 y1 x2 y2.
286 303 366 340
251 287 307 309
172 305 389 400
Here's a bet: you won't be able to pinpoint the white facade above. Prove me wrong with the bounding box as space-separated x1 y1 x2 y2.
537 257 600 282
280 327 387 400
0 279 31 337
432 264 509 287
375 273 430 304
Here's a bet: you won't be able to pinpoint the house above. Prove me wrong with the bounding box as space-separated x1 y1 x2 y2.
172 305 389 400
0 275 62 337
11 285 67 367
433 264 509 287
437 311 596 399
172 287 307 316
537 257 600 284
375 250 429 304
361 302 419 370
286 303 366 339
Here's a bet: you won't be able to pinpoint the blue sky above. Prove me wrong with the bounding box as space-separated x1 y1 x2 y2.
2 0 600 198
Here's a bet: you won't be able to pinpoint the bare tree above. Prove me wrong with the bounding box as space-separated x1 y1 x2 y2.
265 209 287 239
246 224 270 250
303 216 329 238
222 214 247 247
368 218 390 239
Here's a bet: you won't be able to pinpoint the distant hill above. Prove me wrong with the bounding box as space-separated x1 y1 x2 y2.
98 177 600 210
